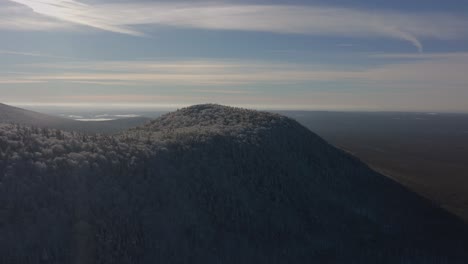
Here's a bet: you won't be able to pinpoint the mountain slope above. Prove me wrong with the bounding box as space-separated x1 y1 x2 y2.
0 102 149 133
0 102 76 127
0 104 467 263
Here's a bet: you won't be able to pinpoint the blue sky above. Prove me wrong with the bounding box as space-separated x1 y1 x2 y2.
1 0 468 112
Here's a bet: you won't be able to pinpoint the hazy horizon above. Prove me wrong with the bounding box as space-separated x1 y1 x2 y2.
7 102 468 115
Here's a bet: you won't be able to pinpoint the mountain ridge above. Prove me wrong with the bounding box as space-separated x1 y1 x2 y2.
0 104 467 263
0 102 149 133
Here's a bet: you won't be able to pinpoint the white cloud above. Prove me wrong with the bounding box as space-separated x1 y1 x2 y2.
362 57 468 88
4 54 468 90
5 59 362 85
5 0 468 51
0 49 76 59
3 54 468 112
0 2 72 30
370 52 468 60
190 89 257 95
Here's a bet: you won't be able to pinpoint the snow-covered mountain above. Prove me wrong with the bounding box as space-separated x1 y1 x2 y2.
0 104 467 263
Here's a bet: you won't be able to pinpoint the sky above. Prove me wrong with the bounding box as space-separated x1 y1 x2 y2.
1 0 468 112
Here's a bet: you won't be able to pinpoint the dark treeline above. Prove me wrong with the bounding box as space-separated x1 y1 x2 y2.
1 104 468 263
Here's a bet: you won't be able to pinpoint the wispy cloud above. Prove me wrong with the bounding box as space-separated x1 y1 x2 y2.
3 54 468 112
6 59 360 85
0 79 44 84
370 52 468 60
5 55 468 90
6 0 468 51
362 55 468 87
190 89 257 95
6 0 138 35
0 49 77 59
0 2 72 31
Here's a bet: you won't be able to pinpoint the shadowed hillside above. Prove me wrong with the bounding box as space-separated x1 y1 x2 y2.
0 104 467 263
0 102 76 127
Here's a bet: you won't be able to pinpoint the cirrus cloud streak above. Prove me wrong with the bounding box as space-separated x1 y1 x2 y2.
5 0 468 51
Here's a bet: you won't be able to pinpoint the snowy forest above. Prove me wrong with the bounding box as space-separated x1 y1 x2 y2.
1 104 468 263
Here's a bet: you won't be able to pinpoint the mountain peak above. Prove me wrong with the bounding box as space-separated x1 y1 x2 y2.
139 104 294 139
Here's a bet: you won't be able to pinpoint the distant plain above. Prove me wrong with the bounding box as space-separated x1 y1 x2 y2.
281 111 468 222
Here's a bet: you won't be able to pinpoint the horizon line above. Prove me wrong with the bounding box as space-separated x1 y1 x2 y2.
5 102 468 114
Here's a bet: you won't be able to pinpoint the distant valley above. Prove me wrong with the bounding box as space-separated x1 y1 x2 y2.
0 103 151 134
